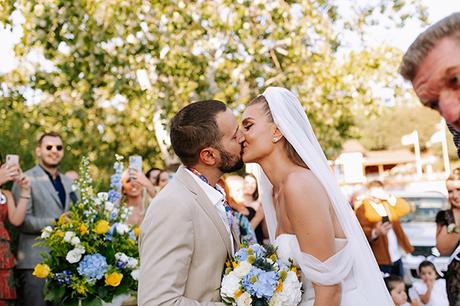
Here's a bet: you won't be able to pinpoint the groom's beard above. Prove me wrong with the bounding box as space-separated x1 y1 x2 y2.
217 147 244 173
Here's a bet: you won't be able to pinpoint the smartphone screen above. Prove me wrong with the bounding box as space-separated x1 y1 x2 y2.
6 154 19 165
129 155 142 173
381 215 390 223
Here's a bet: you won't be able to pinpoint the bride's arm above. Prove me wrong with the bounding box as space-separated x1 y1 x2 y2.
284 171 341 306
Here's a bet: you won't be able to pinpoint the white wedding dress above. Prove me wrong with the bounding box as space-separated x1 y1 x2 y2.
252 87 394 306
275 234 368 305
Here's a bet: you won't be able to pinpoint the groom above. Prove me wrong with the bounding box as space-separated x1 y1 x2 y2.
138 100 243 305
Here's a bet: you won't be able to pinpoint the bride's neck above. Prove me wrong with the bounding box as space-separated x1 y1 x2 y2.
258 145 298 189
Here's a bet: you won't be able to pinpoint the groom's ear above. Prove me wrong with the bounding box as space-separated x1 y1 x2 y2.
198 147 217 166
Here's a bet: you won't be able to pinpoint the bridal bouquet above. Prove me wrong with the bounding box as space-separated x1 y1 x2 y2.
221 244 302 306
33 156 139 306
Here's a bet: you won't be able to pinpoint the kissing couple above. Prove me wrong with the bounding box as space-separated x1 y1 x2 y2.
138 87 394 306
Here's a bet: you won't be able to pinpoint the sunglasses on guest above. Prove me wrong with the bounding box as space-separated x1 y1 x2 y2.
45 145 63 151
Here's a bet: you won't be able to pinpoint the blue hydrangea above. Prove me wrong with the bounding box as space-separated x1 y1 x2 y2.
54 270 71 285
77 253 108 280
242 267 278 300
249 244 266 258
235 248 249 261
129 230 136 241
108 189 121 203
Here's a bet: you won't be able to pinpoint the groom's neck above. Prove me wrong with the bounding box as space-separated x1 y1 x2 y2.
191 164 222 187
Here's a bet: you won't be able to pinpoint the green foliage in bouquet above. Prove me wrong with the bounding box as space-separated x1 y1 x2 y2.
33 156 140 306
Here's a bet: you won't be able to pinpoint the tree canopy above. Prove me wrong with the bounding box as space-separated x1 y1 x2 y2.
0 0 428 177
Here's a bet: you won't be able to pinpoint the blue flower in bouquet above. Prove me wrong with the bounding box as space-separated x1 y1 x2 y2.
108 189 121 203
235 248 249 261
54 270 72 285
249 244 266 259
77 253 108 280
242 267 278 299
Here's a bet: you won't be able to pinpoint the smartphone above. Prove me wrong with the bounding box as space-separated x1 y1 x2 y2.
6 154 19 165
382 215 390 223
129 155 142 173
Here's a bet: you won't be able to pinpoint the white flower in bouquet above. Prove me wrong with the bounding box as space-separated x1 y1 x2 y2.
97 192 109 201
269 271 302 306
236 292 252 306
66 246 86 264
126 257 138 269
41 226 53 239
104 201 114 211
233 261 252 278
64 231 76 242
116 223 130 235
115 252 129 262
70 236 81 246
221 272 241 300
131 269 139 281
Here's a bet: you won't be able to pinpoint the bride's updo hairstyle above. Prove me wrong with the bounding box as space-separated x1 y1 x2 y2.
249 95 307 169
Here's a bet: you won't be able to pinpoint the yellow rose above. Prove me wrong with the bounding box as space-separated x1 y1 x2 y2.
79 224 88 235
134 226 140 238
57 213 69 225
105 272 123 287
33 264 51 278
94 220 110 234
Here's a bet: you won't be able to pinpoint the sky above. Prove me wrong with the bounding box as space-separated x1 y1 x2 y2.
1 1 459 75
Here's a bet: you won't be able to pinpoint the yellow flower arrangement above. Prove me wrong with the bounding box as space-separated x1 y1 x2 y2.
94 220 110 234
33 264 51 278
105 272 123 287
79 223 88 235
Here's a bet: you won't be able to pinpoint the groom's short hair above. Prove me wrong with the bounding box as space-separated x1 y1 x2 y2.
170 100 227 167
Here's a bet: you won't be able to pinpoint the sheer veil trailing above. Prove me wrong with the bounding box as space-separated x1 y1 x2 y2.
252 87 393 305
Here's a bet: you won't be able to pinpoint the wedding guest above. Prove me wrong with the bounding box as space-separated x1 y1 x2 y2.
156 170 169 190
0 155 29 305
409 260 449 306
145 168 161 187
218 178 257 245
385 275 414 306
12 132 76 306
399 13 460 157
356 180 414 277
435 169 460 306
242 173 265 244
121 169 156 226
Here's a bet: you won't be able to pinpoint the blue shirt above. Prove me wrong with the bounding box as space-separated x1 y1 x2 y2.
40 166 66 207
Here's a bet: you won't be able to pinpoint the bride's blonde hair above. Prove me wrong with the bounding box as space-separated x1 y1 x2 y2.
249 95 308 169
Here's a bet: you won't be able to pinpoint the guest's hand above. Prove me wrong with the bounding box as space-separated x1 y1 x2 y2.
374 221 392 237
129 169 156 197
16 174 31 195
0 163 20 185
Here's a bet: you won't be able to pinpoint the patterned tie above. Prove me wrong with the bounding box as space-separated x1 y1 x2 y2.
186 167 234 227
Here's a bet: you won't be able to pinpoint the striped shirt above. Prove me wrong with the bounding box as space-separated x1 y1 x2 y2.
448 123 460 158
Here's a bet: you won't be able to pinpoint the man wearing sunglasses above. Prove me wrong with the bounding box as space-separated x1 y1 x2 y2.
13 132 76 306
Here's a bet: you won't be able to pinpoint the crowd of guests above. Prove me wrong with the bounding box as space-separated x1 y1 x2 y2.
1 130 459 306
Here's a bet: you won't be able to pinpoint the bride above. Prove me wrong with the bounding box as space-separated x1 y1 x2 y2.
239 87 393 306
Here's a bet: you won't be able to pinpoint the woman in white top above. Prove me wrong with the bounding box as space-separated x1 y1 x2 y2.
239 87 393 305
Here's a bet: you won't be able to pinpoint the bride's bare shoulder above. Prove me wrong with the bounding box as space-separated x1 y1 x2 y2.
282 169 330 212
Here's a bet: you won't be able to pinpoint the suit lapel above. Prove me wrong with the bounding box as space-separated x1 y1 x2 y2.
175 167 233 257
35 166 62 207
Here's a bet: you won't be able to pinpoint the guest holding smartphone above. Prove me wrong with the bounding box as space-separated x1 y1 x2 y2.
0 154 30 305
356 180 414 277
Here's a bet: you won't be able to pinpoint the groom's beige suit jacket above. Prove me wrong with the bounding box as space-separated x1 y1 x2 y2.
138 166 239 306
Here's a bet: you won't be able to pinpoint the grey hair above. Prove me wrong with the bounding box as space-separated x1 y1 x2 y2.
400 12 460 81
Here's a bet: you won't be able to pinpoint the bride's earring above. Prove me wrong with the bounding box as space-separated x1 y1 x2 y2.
272 137 279 143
